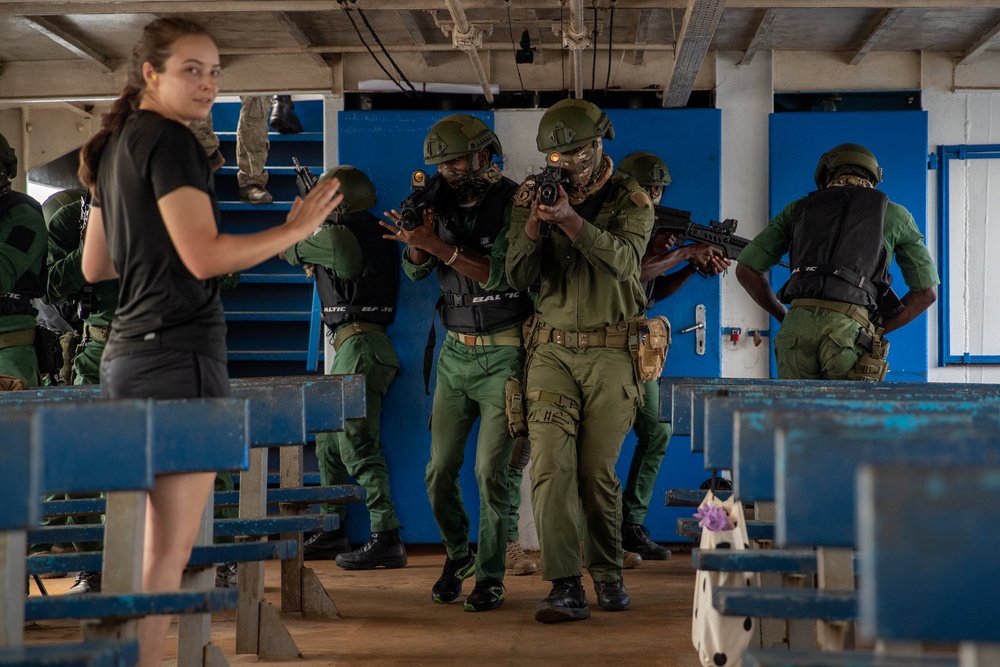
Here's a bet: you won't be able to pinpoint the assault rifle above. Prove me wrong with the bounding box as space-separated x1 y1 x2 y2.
399 170 454 231
653 205 788 268
292 156 317 197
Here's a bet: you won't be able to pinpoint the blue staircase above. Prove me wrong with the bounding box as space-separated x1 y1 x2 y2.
210 98 326 377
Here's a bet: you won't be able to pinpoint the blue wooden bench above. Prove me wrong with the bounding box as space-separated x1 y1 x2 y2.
3 398 249 665
713 422 1000 652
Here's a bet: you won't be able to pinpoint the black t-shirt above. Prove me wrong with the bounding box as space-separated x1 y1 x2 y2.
96 110 226 362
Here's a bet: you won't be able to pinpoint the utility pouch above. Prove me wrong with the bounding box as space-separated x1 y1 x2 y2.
505 376 531 469
631 316 671 383
33 326 63 376
848 331 889 382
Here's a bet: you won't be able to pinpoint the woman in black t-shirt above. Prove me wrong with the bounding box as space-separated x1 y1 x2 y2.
78 17 342 666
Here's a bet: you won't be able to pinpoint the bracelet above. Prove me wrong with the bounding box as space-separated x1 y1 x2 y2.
444 246 460 266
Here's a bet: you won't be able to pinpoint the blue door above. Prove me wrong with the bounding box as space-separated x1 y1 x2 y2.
769 111 930 381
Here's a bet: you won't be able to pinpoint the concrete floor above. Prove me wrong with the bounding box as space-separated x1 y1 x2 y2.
26 543 703 666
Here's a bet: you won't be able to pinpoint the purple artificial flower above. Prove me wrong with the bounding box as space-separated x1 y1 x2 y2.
694 502 733 532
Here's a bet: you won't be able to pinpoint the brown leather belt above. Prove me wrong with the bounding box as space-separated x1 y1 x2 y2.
332 322 386 353
0 328 35 350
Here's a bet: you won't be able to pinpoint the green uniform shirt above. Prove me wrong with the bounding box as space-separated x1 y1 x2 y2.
403 203 515 293
45 200 119 328
738 197 940 292
285 223 364 281
0 196 47 335
505 174 654 331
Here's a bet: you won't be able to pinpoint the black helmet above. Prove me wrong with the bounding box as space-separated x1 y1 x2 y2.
0 132 17 179
423 114 502 166
814 143 882 187
318 166 376 215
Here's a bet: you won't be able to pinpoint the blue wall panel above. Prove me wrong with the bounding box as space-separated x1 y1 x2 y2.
769 111 930 381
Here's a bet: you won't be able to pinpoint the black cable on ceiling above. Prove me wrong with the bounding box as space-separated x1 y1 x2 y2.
506 2 526 93
343 7 410 96
605 1 616 91
357 6 418 95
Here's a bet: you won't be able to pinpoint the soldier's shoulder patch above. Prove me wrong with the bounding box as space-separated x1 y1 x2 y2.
513 179 536 208
630 189 652 209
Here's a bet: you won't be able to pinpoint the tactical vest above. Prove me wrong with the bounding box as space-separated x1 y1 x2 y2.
313 211 399 330
435 178 533 334
0 192 44 316
776 186 889 310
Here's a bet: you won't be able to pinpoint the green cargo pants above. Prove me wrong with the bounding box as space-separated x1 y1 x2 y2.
526 343 641 583
315 331 401 532
0 343 39 387
622 378 673 525
774 306 865 380
73 338 105 386
425 337 523 583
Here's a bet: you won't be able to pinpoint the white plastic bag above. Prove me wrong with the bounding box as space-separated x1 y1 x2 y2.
691 491 754 667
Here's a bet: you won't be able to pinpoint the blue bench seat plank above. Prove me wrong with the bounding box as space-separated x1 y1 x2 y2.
743 649 957 667
42 483 363 516
151 399 248 474
676 517 773 541
776 424 1000 548
712 587 856 621
27 540 299 576
0 640 139 666
704 396 1000 469
692 548 819 574
27 513 338 544
24 590 238 622
858 464 1000 644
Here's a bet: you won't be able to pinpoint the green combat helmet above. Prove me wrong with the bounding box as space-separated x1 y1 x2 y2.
41 188 86 225
423 114 502 166
318 165 376 215
536 98 614 153
814 143 882 188
619 151 671 188
0 131 17 179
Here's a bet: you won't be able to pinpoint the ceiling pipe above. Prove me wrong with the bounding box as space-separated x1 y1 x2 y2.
564 0 590 99
443 0 495 104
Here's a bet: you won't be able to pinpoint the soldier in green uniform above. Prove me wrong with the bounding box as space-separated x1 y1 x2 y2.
40 190 119 593
736 143 938 379
617 151 728 563
282 166 407 570
505 100 654 623
382 114 534 612
0 132 47 391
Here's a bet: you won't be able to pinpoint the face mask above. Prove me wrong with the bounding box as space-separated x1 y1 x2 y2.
439 161 474 188
560 140 601 190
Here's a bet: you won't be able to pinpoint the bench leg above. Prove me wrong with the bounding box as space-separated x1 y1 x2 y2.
0 531 27 647
83 490 145 644
236 448 266 654
257 600 302 661
178 501 221 667
816 547 855 651
301 567 339 619
279 447 303 613
960 641 1000 667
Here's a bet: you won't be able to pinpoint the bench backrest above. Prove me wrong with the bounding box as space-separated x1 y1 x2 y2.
776 423 1000 548
709 396 1000 469
857 463 1000 643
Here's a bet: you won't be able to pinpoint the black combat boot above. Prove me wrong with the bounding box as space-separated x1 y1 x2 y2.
534 576 590 623
65 570 101 595
334 527 407 570
621 522 672 560
431 552 476 604
269 95 303 134
593 577 630 611
303 528 351 561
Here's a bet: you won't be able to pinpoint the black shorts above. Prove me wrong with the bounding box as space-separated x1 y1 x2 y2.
101 348 230 400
